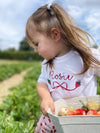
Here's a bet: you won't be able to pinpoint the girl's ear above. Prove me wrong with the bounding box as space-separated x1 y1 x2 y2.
51 28 61 41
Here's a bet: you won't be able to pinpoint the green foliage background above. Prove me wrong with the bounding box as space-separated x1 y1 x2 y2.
0 62 34 81
0 61 41 133
0 51 43 61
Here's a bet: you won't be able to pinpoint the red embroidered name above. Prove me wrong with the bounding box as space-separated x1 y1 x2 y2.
49 71 73 81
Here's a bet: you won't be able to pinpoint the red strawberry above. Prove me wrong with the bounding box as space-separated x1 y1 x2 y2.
76 109 86 115
48 79 51 85
97 111 100 115
87 109 97 115
75 81 81 88
67 110 76 116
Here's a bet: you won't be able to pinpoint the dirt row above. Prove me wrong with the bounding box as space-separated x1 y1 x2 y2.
0 67 32 104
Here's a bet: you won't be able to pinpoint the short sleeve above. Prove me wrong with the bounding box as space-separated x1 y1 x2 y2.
37 60 47 84
91 48 100 76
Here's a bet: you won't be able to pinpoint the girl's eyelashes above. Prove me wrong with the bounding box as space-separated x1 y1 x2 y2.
34 43 38 47
31 40 38 47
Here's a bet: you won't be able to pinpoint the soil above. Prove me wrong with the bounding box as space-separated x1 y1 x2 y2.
0 67 32 104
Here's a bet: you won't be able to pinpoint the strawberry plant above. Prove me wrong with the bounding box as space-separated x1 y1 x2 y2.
97 76 100 95
0 62 35 81
0 61 42 132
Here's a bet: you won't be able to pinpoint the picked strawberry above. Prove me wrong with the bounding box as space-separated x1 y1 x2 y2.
67 110 76 116
76 108 86 115
58 107 69 116
97 111 100 115
87 109 97 115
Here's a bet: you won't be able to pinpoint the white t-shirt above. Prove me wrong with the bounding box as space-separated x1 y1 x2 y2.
38 48 100 101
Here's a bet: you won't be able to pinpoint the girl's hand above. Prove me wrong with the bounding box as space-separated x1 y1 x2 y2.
40 96 55 116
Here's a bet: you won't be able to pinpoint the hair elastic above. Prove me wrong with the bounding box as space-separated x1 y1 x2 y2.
47 0 56 10
47 3 52 10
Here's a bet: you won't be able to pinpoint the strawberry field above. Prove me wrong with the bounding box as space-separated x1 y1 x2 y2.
0 61 41 133
0 60 100 133
0 62 35 81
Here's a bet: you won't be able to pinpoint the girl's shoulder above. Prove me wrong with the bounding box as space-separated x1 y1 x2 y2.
41 59 47 65
41 59 49 68
90 48 100 58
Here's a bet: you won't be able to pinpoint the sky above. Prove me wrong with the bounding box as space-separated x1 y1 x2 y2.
0 0 100 50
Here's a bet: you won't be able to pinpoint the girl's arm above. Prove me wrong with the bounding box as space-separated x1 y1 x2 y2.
37 82 55 116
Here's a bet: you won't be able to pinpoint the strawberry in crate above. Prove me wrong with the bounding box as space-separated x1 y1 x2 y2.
79 99 100 115
58 106 76 116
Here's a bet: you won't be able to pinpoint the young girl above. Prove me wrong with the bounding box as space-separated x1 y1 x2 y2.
26 3 100 133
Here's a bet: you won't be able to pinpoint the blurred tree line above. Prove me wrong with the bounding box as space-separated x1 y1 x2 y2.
5 37 34 52
19 37 34 51
0 37 43 61
92 43 98 49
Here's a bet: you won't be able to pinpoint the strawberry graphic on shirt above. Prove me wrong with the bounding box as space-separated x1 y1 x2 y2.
52 80 81 91
48 79 51 85
47 78 81 91
75 80 81 88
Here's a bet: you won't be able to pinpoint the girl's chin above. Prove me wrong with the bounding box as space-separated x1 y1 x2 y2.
41 55 54 60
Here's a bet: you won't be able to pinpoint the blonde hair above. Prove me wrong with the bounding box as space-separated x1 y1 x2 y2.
26 3 100 74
